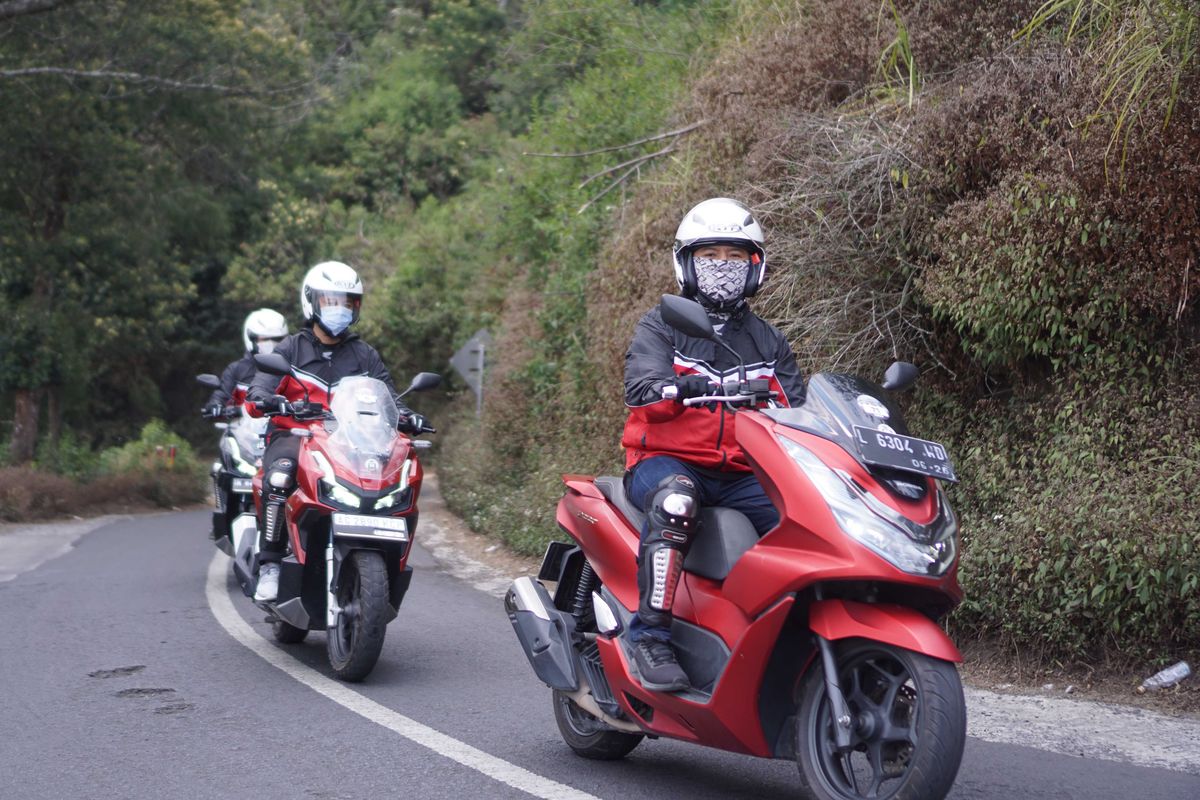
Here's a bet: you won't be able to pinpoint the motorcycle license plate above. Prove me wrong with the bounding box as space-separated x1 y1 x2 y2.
852 426 958 482
331 512 409 541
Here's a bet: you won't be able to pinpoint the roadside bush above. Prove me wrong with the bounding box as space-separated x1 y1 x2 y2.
909 368 1200 663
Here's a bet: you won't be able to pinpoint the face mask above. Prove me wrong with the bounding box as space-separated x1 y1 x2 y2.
319 306 354 336
694 256 750 305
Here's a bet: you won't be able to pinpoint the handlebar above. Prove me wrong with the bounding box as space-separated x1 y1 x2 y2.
253 399 328 420
660 381 778 407
202 405 242 420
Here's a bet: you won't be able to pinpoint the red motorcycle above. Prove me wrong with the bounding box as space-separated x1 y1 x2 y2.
240 354 440 681
506 295 966 800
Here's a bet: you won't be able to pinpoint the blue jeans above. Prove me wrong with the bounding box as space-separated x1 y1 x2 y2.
626 455 779 643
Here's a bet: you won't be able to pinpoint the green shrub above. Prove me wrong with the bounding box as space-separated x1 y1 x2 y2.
34 429 100 482
922 172 1135 370
98 419 206 488
910 369 1200 662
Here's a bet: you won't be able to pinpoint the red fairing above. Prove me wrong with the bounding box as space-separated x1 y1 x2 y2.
808 599 962 663
542 392 963 757
268 419 421 571
721 413 959 618
596 596 795 756
556 484 640 610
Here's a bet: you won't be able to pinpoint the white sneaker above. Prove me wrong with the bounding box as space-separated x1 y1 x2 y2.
254 563 280 602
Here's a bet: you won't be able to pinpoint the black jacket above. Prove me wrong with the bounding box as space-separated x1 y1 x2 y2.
246 327 413 429
622 304 805 471
207 353 256 407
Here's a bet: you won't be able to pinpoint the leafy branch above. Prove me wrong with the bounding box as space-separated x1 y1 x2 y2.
1019 0 1199 176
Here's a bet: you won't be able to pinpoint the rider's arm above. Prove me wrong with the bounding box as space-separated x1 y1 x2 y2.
625 311 686 423
771 334 806 408
207 360 238 406
245 338 293 414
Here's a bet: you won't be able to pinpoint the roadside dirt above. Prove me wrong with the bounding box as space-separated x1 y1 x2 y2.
958 640 1199 717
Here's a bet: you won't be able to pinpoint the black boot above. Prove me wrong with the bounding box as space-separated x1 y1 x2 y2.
632 638 690 692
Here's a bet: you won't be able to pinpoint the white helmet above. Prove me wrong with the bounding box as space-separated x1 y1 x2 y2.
242 308 289 354
300 261 364 337
672 198 767 308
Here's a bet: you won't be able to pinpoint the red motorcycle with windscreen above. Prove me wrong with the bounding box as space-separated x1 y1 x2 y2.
235 354 440 682
506 295 966 800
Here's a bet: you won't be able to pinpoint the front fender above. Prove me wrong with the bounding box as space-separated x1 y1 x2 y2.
809 599 962 663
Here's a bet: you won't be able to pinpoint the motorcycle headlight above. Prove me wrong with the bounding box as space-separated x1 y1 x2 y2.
778 436 957 576
372 458 415 512
311 451 363 510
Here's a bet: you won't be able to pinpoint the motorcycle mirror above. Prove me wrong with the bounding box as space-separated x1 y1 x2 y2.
196 373 221 390
659 294 716 340
405 372 442 395
659 294 749 383
881 361 920 392
254 352 291 377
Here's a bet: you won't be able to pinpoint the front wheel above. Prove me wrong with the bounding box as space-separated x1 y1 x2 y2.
552 690 644 760
796 639 966 800
326 550 389 682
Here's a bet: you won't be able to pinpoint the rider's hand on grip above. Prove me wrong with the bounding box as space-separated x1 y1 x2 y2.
255 394 290 414
202 403 223 418
673 374 713 401
399 413 433 434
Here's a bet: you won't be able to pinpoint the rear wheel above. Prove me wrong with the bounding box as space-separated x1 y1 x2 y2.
796 639 966 800
326 550 389 682
272 619 308 644
552 690 644 760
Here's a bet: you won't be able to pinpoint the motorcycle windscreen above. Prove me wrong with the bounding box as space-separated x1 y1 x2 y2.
326 375 401 479
230 414 268 461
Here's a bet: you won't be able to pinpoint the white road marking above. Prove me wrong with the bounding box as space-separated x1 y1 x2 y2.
205 552 600 800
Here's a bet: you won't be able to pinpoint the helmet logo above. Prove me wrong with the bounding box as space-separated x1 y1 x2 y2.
707 223 743 233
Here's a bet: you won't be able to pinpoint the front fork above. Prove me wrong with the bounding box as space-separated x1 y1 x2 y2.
814 587 854 750
326 529 341 628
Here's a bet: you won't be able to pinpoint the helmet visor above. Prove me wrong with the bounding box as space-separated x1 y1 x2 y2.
313 291 362 312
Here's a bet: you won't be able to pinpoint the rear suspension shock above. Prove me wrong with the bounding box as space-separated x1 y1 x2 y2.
572 560 596 620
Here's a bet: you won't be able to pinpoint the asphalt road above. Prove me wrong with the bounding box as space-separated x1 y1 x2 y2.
1 510 1197 800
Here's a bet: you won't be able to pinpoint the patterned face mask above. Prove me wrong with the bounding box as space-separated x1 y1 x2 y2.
694 256 750 305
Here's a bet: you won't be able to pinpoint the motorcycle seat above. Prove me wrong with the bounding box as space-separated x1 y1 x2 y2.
593 476 759 582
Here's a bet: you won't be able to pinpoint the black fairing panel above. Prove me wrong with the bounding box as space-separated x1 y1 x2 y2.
686 508 758 581
781 372 909 438
765 372 928 499
593 475 758 580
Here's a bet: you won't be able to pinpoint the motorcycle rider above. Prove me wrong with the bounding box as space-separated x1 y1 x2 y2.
202 308 289 416
622 198 806 691
245 261 430 602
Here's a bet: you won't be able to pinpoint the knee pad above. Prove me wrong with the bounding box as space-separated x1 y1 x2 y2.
266 458 295 492
646 474 699 546
642 541 684 614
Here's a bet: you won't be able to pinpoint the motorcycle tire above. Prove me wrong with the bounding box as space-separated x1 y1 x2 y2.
796 638 965 800
272 619 308 644
326 550 389 682
552 690 644 760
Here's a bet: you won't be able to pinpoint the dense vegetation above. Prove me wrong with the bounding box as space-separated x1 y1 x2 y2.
1 0 1196 667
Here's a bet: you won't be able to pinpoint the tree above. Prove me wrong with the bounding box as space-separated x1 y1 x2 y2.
0 0 308 461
